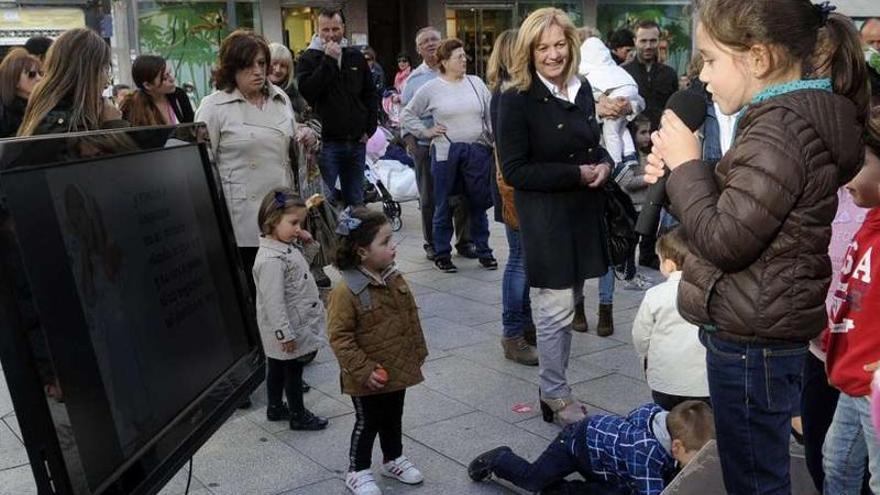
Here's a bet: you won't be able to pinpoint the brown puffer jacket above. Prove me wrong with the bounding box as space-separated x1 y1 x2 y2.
666 89 863 344
327 268 428 396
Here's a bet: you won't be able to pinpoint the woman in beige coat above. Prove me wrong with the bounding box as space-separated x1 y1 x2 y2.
195 30 296 298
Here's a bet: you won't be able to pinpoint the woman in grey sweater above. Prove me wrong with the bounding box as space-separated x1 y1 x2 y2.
402 38 496 273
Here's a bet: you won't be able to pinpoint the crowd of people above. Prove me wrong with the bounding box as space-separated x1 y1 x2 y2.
3 2 880 494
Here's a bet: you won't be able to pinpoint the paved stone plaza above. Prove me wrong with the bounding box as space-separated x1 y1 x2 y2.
0 202 659 495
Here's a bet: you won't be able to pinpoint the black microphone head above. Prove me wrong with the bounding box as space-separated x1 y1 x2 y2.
665 89 708 131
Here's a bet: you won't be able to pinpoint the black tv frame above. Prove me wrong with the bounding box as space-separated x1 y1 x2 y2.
0 124 265 495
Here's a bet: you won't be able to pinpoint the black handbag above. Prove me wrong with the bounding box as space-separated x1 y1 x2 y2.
602 178 639 270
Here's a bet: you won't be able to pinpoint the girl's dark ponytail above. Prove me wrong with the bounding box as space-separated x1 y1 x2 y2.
816 13 870 122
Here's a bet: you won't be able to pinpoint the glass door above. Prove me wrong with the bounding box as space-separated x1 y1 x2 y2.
447 7 514 78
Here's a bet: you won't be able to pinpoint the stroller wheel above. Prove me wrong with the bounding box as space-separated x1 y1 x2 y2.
384 200 403 231
390 215 403 232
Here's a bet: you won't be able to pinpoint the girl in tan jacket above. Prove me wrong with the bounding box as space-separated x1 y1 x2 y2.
327 208 428 495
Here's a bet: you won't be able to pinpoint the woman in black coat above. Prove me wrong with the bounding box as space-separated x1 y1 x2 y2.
496 8 613 426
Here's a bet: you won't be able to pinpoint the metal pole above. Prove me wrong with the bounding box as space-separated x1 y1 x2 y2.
227 0 238 30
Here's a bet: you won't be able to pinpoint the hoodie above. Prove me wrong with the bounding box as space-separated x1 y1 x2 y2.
824 208 880 397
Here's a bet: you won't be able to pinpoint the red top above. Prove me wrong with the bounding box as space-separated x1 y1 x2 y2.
825 207 880 397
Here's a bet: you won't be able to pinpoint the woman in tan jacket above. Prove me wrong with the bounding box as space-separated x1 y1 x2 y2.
327 208 428 495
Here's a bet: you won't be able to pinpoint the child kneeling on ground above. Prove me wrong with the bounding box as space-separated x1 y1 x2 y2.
468 401 715 495
327 207 429 495
632 228 710 410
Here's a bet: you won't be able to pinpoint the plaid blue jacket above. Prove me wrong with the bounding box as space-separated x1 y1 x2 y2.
584 404 677 495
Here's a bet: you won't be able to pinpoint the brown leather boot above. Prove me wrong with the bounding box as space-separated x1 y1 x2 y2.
501 336 539 366
523 323 537 346
572 301 588 333
597 303 614 337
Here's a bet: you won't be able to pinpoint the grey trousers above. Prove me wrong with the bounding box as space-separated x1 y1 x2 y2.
530 285 579 399
410 141 471 250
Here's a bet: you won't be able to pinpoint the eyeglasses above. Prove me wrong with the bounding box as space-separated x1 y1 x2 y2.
26 70 42 79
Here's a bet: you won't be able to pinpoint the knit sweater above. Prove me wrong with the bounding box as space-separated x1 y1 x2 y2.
401 75 492 161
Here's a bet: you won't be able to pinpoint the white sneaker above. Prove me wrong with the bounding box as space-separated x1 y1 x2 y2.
380 455 424 484
345 469 382 495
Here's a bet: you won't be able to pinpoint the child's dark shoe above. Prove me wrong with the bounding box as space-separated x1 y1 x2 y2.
266 403 290 422
467 446 512 482
289 409 328 431
302 380 311 393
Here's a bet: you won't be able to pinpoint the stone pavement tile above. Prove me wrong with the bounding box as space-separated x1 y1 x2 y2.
568 332 626 358
276 412 354 476
451 340 611 388
192 416 332 495
417 276 502 306
414 293 502 327
404 269 458 290
0 368 12 417
457 266 506 283
581 345 646 383
246 389 354 435
392 258 433 275
408 411 548 466
572 374 653 416
419 316 494 352
0 464 36 495
277 479 344 495
406 281 435 296
0 420 27 471
2 414 21 442
402 385 475 430
157 462 208 495
471 320 503 338
420 356 540 423
301 360 343 396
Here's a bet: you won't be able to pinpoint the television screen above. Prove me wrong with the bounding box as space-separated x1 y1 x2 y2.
0 125 264 494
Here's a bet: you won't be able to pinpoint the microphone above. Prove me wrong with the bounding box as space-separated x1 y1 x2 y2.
634 89 708 237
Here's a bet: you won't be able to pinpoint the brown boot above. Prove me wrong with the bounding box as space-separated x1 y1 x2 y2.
501 336 539 366
572 301 588 333
523 323 537 346
597 303 614 337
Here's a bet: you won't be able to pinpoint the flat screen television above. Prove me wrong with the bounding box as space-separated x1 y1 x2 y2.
0 124 264 494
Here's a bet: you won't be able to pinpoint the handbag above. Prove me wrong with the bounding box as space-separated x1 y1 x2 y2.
602 174 639 272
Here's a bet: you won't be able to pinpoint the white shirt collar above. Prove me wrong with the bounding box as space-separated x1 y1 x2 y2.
536 72 581 104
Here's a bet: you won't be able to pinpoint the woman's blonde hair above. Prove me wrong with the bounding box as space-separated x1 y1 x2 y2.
507 8 580 93
268 42 295 91
486 29 517 93
18 28 110 136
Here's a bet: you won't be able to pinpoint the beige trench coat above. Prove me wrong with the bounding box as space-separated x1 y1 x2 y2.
195 85 295 247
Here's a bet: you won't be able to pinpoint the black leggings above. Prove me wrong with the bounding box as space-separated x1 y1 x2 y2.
349 390 406 471
266 358 304 415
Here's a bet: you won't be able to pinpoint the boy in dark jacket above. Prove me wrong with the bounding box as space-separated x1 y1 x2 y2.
821 127 880 494
468 401 714 495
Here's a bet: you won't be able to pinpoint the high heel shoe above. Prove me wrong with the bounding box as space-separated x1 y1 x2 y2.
539 389 587 425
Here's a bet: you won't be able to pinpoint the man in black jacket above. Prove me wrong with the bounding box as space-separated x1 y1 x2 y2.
622 20 678 132
296 8 377 207
622 20 677 270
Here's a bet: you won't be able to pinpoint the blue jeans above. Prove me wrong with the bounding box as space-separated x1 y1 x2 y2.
319 140 366 207
431 151 491 259
490 421 627 494
573 269 614 306
701 330 807 495
502 226 532 338
823 394 880 494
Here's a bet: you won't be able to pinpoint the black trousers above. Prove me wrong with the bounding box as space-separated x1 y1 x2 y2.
349 390 406 471
266 358 305 415
638 234 658 267
650 390 711 412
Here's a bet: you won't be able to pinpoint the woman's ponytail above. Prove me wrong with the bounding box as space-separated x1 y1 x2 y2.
814 13 870 122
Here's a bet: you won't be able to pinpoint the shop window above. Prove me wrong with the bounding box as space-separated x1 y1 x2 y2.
596 2 693 75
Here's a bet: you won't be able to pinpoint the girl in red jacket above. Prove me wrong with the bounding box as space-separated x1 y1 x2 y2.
822 124 880 494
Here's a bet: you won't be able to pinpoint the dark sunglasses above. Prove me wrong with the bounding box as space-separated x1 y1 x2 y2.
26 70 42 79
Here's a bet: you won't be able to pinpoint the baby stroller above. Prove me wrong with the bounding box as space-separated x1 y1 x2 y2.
364 126 419 232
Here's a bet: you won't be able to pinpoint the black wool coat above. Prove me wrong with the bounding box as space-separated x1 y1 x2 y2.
496 75 612 289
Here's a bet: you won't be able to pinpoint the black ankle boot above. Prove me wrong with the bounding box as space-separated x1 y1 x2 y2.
266 403 290 421
289 409 328 431
467 446 512 482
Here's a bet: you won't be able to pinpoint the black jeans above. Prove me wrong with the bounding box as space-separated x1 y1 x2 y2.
490 421 627 494
638 233 658 268
266 357 304 415
410 142 470 251
238 246 258 301
650 390 711 412
349 390 406 471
